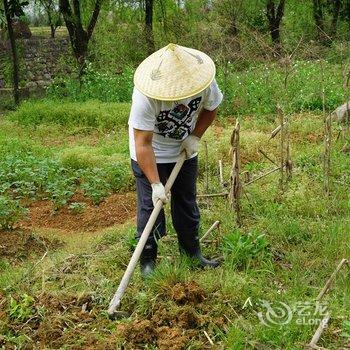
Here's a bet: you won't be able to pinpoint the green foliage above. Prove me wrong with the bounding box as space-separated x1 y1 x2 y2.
218 61 346 117
80 168 112 205
9 294 35 322
38 60 348 119
69 202 86 214
342 320 350 338
0 151 132 210
47 64 134 103
9 100 130 129
0 0 28 22
0 154 76 205
104 162 133 192
223 229 270 268
0 195 27 229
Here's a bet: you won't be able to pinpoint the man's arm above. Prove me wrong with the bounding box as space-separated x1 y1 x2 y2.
134 128 160 184
191 108 218 138
179 108 218 158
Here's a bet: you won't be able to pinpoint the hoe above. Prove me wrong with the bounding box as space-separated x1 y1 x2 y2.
108 152 186 319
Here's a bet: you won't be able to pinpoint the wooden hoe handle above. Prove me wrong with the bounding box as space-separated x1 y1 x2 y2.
107 152 187 317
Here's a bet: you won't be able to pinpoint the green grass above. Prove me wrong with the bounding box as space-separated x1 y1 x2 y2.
0 99 349 349
38 60 350 119
217 60 348 117
9 99 131 129
29 26 68 38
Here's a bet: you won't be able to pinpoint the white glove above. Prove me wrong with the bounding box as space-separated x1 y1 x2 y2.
180 134 200 158
151 182 169 207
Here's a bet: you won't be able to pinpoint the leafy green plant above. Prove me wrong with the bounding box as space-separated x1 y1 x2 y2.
2 332 28 349
69 202 86 214
46 178 76 210
341 320 350 338
80 168 111 205
222 229 270 268
0 195 27 229
105 162 133 192
9 294 35 322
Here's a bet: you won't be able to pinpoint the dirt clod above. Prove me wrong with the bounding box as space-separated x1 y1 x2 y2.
117 320 155 344
169 281 206 305
118 282 208 349
156 326 189 350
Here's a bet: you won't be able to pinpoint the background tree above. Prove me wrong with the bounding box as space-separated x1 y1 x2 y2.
59 0 103 79
265 0 286 55
1 0 28 105
312 0 343 44
145 0 154 54
36 0 61 38
215 0 242 38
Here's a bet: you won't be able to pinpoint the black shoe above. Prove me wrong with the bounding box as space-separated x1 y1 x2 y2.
140 240 158 278
178 233 219 268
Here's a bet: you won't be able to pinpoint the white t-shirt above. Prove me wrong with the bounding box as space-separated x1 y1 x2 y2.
128 79 223 163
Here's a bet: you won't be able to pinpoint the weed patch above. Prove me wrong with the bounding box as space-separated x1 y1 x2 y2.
9 100 130 129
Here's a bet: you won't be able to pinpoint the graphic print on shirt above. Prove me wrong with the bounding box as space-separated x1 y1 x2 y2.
155 97 202 140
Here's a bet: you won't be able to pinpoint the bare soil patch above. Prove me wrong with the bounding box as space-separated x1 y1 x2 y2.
169 281 206 305
19 193 136 233
0 229 62 263
118 282 217 349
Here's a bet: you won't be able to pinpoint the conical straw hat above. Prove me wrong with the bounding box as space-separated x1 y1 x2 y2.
134 43 216 101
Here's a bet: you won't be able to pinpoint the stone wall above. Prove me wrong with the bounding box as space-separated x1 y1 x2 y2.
0 36 71 93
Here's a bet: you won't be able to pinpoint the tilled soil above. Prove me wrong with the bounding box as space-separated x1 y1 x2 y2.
0 229 62 263
19 193 136 233
118 281 221 350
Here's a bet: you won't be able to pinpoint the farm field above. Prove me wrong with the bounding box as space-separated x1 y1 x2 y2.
0 101 349 349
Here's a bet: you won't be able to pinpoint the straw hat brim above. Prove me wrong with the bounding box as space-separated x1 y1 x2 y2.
134 44 216 101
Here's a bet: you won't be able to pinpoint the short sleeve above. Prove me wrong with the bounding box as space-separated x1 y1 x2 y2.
128 88 157 131
203 79 223 111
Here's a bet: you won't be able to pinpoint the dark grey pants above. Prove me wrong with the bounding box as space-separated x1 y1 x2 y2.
131 156 200 244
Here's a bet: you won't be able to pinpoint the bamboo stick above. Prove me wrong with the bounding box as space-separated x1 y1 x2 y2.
205 140 209 194
198 192 228 198
278 104 285 192
285 118 292 180
219 160 224 189
345 70 350 133
269 121 287 140
316 258 349 301
308 313 331 349
203 331 214 346
200 221 220 242
259 148 278 165
323 115 332 195
244 166 282 186
229 120 242 226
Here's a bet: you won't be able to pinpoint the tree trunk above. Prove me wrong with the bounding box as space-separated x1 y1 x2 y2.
59 0 102 79
47 11 56 38
330 0 341 39
50 24 56 38
145 0 155 55
312 0 327 42
266 0 286 56
346 0 350 32
3 0 20 105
